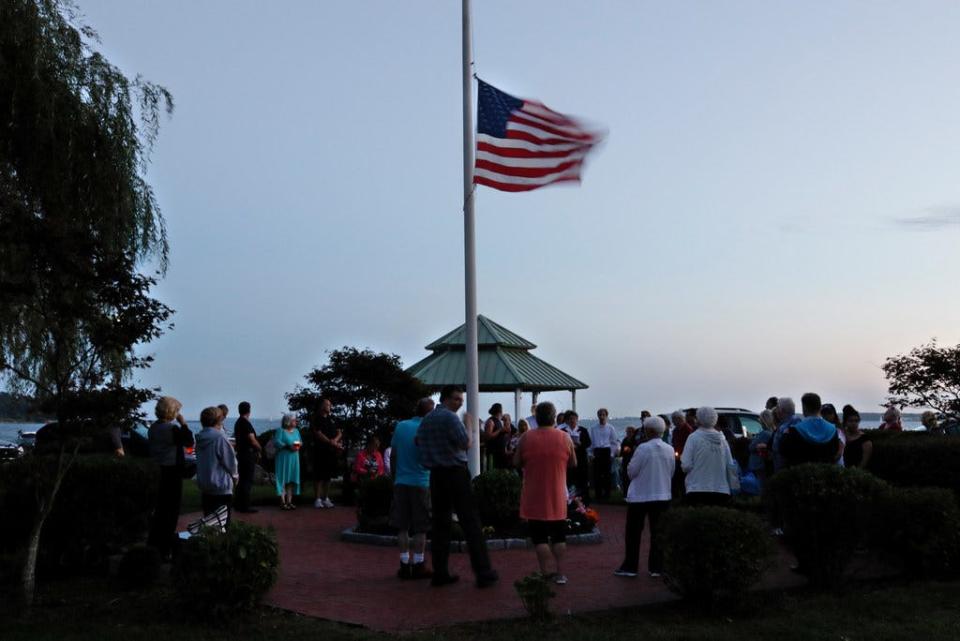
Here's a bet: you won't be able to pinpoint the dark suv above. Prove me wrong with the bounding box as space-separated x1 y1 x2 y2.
683 407 763 438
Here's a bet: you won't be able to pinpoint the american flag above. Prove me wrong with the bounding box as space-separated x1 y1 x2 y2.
474 79 603 193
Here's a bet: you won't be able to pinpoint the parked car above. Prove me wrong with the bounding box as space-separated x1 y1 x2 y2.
683 407 764 438
683 407 762 471
17 430 37 450
0 439 25 462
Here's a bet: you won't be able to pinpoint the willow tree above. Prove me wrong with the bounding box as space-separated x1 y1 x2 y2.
0 0 173 606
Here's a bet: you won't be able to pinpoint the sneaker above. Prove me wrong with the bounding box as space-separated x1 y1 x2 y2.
553 574 568 585
397 563 412 580
323 498 335 508
314 498 324 509
431 574 460 587
648 571 662 578
410 562 433 580
613 567 638 578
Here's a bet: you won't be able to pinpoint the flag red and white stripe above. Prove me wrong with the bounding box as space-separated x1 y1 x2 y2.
474 80 604 193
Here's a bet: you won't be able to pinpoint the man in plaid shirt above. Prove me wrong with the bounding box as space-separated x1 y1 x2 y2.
416 385 498 589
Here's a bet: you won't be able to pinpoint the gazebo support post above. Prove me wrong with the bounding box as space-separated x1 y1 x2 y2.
571 389 577 412
514 389 522 425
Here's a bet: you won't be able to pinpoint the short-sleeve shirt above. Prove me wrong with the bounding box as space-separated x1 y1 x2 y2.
313 415 338 448
233 417 257 458
392 417 430 487
416 406 469 468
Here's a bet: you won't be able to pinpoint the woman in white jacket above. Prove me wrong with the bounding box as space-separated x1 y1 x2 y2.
680 406 736 506
614 416 676 578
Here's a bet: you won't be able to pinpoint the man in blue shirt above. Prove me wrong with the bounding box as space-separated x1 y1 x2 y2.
390 397 435 580
416 385 498 588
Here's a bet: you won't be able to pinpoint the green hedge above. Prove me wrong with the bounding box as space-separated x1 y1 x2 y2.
173 521 279 619
870 486 960 578
472 470 521 529
869 432 960 494
0 454 157 574
768 464 887 587
660 507 772 602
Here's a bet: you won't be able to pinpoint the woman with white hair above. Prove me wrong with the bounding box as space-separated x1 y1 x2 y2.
614 416 676 578
680 406 737 506
880 406 903 432
273 413 302 510
147 396 195 558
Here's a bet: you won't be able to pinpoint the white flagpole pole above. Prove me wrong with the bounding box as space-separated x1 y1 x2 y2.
462 0 481 477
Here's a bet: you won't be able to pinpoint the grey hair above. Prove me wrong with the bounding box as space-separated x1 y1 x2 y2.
777 397 796 417
884 406 902 419
281 412 297 429
671 410 685 422
643 416 667 435
696 406 718 429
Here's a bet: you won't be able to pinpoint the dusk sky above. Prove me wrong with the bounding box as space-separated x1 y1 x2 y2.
78 1 960 419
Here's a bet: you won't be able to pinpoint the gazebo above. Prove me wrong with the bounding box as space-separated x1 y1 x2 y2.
406 315 588 420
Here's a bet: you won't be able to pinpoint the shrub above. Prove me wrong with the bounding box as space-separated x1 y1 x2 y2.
514 572 555 620
869 432 960 494
117 544 161 588
357 475 394 531
0 454 158 573
660 507 773 603
768 463 888 586
472 469 521 528
173 521 279 619
871 486 960 578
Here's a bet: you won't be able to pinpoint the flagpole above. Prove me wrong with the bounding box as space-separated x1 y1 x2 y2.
462 0 481 477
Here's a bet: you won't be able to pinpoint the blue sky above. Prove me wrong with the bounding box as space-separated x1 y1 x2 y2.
78 1 960 419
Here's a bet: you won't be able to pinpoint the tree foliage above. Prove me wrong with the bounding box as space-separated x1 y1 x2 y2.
883 339 960 420
0 0 173 419
286 347 431 449
0 1 173 606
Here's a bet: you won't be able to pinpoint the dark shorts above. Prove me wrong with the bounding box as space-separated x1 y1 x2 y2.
389 484 431 534
527 519 567 545
313 448 339 482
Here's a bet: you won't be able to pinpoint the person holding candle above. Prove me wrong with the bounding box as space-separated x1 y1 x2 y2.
274 413 302 510
352 435 385 482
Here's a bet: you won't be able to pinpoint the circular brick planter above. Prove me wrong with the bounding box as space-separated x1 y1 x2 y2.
340 526 602 551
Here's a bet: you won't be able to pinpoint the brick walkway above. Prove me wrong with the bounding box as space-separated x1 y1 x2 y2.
182 503 802 631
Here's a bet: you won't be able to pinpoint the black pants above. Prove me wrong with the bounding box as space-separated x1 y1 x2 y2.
148 466 183 557
201 493 233 526
593 448 612 501
235 456 256 511
429 465 493 579
685 492 730 507
622 500 670 573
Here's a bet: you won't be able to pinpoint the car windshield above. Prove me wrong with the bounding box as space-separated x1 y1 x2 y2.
739 415 764 436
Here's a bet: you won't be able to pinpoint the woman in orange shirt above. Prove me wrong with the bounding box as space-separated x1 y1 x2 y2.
514 401 577 585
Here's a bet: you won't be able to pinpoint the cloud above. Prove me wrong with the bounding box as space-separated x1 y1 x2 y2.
894 205 960 231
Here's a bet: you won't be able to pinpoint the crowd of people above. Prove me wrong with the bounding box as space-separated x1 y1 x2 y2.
142 389 946 584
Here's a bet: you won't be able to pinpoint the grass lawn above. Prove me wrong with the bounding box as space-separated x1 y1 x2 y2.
4 576 959 641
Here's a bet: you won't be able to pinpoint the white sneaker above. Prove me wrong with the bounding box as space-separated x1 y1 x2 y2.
313 498 324 509
323 498 335 508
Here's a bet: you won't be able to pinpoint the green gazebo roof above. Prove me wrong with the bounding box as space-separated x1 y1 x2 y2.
406 315 588 393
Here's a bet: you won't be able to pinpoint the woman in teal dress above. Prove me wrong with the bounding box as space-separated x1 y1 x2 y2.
274 413 302 509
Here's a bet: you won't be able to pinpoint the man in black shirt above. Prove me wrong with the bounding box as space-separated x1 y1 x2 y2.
233 401 261 513
312 398 343 508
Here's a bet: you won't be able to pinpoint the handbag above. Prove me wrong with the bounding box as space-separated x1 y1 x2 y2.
726 462 742 494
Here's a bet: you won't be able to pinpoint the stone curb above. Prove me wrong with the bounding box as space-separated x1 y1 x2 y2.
340 527 602 551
